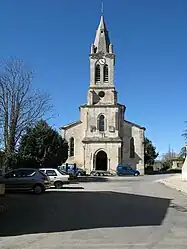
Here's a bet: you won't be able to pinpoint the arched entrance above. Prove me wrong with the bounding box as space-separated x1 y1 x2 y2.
95 150 107 171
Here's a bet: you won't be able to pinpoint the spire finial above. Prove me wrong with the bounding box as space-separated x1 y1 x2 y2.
101 1 104 15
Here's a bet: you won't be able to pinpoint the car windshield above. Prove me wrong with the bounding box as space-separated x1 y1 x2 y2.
39 170 47 177
57 168 67 175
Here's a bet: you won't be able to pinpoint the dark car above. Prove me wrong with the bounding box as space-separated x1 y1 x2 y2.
59 164 86 177
116 165 140 176
0 168 51 194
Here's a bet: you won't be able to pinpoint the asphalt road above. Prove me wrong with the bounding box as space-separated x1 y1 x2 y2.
1 174 187 249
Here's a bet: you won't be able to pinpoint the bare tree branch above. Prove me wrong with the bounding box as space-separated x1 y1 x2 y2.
0 58 53 153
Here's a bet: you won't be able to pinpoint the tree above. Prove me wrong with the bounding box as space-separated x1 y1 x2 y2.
160 148 179 170
18 120 68 168
179 146 186 158
144 137 158 166
162 151 177 161
182 121 187 140
0 58 52 155
181 122 187 158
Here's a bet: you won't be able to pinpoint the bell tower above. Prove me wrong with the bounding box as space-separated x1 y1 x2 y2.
87 16 117 106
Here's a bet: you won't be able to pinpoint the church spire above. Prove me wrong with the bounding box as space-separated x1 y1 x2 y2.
93 15 111 53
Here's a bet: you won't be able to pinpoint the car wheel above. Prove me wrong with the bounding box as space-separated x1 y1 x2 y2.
96 172 100 176
78 172 82 176
134 172 139 176
54 181 63 189
33 184 43 194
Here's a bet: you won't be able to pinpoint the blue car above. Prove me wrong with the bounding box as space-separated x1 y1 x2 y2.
59 164 86 177
116 165 140 176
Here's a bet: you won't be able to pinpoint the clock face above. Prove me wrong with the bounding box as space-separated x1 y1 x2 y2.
99 58 106 65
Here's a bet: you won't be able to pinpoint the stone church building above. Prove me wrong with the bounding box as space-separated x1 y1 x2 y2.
60 15 145 175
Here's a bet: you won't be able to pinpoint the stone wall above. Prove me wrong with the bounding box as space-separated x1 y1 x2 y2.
61 123 84 167
122 121 145 175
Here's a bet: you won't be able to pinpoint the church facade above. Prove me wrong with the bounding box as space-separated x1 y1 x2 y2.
60 16 145 175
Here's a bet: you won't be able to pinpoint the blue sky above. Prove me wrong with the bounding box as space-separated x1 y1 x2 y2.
1 0 187 156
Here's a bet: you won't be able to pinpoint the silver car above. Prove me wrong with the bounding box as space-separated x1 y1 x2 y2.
0 168 51 194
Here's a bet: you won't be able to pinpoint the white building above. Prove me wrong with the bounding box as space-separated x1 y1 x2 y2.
60 15 145 175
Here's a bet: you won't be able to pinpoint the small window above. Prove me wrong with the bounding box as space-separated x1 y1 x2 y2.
98 91 105 98
46 170 57 176
104 64 108 82
130 138 135 158
95 64 100 82
98 114 105 131
69 137 74 156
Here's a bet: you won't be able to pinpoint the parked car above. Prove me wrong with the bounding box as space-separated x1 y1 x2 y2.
0 168 51 194
59 164 86 177
116 165 140 176
40 168 69 189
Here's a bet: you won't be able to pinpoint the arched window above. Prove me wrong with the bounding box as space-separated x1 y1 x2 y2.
98 115 105 131
104 64 108 82
95 64 100 82
69 137 74 156
130 137 135 158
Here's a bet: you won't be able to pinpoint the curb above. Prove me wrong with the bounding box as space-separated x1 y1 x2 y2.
156 179 187 195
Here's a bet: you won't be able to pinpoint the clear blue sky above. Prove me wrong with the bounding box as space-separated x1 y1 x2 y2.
1 0 187 156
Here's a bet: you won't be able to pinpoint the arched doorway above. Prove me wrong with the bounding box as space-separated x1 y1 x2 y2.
95 150 107 171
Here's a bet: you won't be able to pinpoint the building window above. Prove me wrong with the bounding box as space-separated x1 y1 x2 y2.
95 64 100 82
130 137 135 158
98 114 105 131
69 137 74 156
104 64 108 82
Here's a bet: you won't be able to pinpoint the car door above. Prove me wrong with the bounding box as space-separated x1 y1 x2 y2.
126 166 133 175
3 170 20 190
45 170 57 184
122 166 131 175
15 169 36 190
117 166 123 175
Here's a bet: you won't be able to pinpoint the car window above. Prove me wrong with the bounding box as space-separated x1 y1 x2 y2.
39 170 48 177
46 170 57 176
16 169 36 177
4 171 17 178
57 169 66 175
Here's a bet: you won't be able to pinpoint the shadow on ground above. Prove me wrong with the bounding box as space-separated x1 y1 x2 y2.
61 186 84 190
75 176 109 182
0 191 171 237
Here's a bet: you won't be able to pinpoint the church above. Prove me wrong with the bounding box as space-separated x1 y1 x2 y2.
60 15 145 175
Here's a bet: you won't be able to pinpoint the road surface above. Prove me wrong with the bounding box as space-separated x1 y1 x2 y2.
1 174 187 249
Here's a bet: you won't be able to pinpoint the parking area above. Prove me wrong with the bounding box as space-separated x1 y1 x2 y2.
1 175 187 249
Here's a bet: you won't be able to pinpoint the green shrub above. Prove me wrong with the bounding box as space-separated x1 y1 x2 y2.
167 168 181 173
